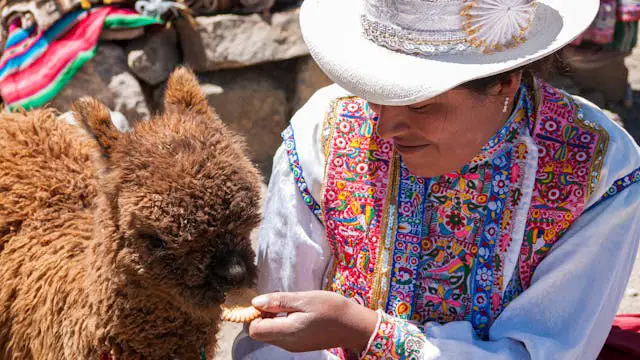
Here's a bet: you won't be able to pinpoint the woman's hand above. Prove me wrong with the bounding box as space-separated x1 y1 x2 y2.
248 290 379 353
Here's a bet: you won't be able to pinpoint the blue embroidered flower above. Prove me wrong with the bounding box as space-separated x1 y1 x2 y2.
476 267 492 287
474 292 488 306
492 154 509 168
492 173 509 195
487 200 503 212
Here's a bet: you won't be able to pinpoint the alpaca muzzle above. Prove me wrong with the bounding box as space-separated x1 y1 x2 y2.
213 255 248 286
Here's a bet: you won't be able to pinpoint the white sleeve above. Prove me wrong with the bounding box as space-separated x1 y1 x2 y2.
233 146 337 360
255 144 332 294
234 85 351 360
360 183 640 360
486 183 640 359
256 84 351 294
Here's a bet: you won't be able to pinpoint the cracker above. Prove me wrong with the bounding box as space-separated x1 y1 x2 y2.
221 305 261 323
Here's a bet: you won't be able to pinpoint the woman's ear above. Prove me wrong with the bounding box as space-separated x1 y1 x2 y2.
502 71 524 96
486 70 523 97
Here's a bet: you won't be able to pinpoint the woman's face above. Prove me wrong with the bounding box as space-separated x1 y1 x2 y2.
369 76 521 178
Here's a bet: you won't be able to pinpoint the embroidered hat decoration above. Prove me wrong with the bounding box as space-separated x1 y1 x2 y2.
462 0 538 54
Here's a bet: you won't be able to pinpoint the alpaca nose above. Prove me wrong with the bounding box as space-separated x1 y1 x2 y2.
213 255 247 285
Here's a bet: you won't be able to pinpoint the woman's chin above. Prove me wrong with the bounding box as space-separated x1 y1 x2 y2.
400 156 460 178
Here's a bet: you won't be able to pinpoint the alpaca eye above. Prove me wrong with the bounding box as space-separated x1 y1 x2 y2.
141 233 166 251
149 237 166 250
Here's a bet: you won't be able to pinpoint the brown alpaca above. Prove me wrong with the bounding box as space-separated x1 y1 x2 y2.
0 68 262 359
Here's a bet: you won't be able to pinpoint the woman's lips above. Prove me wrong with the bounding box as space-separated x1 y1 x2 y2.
395 143 430 155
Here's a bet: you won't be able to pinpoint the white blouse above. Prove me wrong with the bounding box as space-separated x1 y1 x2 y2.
235 85 640 360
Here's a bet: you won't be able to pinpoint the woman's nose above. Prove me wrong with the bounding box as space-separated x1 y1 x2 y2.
373 104 411 140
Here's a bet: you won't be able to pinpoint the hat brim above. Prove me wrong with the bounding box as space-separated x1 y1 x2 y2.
300 0 599 106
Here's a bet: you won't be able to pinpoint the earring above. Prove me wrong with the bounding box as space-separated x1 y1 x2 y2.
502 96 510 114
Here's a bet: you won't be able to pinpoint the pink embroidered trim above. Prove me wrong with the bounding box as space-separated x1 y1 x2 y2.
517 82 609 288
362 310 426 359
322 98 394 307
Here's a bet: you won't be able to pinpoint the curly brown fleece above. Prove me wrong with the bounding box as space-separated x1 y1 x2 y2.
0 68 262 359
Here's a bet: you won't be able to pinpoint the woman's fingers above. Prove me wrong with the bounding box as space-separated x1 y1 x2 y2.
251 292 305 313
247 316 298 342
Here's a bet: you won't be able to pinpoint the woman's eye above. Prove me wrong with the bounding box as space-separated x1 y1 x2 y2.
409 104 430 113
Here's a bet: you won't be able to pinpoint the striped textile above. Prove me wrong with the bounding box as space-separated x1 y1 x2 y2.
619 0 640 22
0 7 162 110
571 0 640 49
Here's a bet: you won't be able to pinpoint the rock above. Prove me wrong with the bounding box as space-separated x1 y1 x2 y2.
175 8 308 72
201 69 287 176
238 0 275 13
50 61 116 112
293 56 333 112
93 43 152 121
155 67 288 176
127 29 180 86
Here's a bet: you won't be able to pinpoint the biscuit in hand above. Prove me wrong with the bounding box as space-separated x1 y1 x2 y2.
221 305 261 323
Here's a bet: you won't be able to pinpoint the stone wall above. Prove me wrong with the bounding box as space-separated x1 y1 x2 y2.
50 7 333 176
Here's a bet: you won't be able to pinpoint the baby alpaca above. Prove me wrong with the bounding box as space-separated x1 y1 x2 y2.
0 68 262 359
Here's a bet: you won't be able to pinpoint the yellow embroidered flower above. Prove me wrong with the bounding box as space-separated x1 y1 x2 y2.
396 302 411 315
543 228 556 241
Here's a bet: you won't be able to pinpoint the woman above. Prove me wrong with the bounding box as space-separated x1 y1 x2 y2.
234 0 640 358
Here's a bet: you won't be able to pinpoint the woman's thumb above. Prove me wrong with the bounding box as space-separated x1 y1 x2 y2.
251 292 301 313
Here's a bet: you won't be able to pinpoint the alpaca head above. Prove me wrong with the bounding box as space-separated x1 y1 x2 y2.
73 68 261 313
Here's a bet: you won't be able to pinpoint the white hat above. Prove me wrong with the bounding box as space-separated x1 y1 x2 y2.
300 0 599 106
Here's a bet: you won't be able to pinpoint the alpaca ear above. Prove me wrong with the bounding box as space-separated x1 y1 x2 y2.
71 97 119 159
164 67 213 117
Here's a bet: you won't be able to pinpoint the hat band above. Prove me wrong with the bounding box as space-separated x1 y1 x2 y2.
360 0 538 56
361 14 474 56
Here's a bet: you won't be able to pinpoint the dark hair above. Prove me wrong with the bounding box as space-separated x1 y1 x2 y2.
461 55 559 94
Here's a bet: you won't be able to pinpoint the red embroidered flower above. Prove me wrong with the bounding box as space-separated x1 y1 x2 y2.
445 211 465 231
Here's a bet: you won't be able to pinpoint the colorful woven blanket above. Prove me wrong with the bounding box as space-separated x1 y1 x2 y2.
0 6 162 111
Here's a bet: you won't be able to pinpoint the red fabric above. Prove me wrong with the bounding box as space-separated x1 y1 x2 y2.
599 314 640 360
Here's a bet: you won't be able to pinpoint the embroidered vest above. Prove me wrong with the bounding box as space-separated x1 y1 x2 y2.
320 81 609 353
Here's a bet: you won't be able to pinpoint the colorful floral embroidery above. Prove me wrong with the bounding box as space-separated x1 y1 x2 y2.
319 81 610 358
515 82 609 289
363 310 426 360
592 166 640 207
282 125 323 222
322 98 394 306
382 91 532 339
